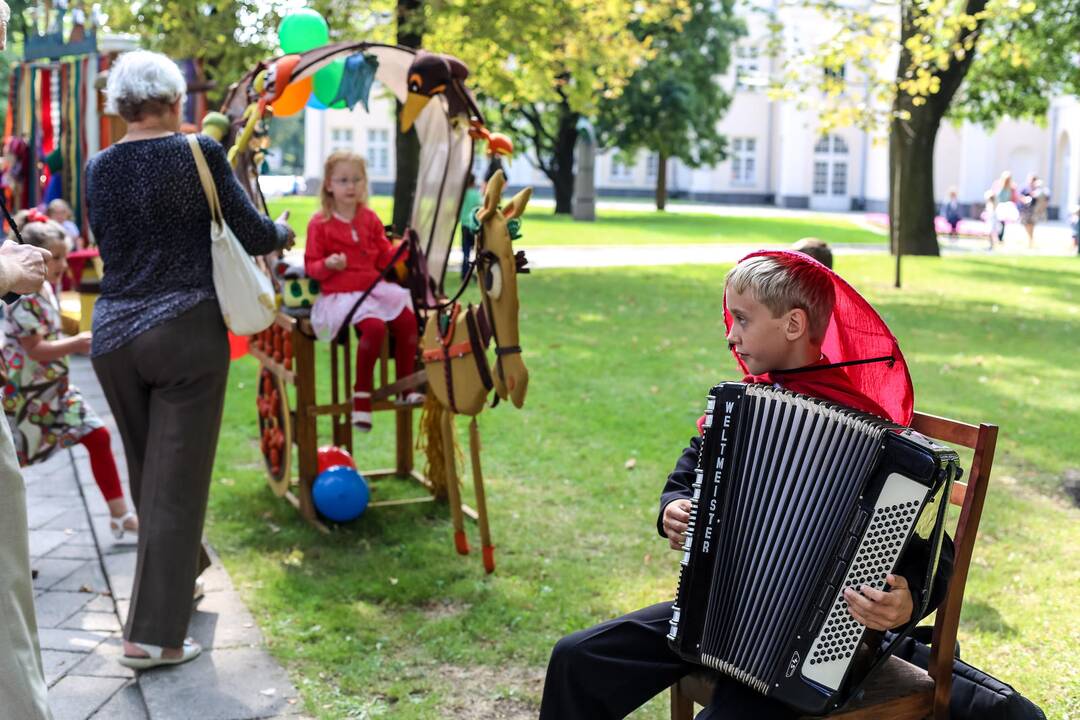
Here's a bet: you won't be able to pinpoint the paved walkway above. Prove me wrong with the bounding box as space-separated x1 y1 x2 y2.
26 357 306 720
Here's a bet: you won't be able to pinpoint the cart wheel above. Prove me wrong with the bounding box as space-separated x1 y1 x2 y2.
256 366 292 496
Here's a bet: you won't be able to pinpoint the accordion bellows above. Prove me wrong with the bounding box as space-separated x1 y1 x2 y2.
668 383 960 714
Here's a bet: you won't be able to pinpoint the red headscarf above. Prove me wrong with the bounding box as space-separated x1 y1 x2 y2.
716 249 913 427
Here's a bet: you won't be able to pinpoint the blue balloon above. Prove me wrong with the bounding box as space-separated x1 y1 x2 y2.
307 94 327 110
312 465 369 523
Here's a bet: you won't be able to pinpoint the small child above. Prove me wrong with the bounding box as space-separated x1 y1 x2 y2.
2 220 137 538
46 199 82 250
540 252 953 719
459 173 482 279
940 187 962 241
305 151 419 431
791 236 832 268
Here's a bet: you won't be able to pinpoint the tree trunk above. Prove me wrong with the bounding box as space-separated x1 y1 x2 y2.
551 107 579 214
655 151 668 211
889 106 941 256
392 0 423 235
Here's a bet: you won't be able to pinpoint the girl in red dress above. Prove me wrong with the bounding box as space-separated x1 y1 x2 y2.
305 151 419 431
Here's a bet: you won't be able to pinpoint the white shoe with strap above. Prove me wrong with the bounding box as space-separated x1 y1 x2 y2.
109 510 138 540
118 638 202 670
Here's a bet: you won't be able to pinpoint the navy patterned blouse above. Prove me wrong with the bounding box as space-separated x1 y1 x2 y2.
85 133 288 356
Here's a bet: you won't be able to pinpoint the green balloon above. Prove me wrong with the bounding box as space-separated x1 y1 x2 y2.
278 9 329 54
313 60 346 109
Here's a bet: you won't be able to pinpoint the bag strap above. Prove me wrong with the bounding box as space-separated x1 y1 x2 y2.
186 134 223 226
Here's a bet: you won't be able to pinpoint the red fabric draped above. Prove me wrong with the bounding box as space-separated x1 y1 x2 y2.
706 249 913 429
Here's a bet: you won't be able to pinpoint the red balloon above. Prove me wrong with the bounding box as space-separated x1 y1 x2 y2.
228 332 249 360
317 445 356 473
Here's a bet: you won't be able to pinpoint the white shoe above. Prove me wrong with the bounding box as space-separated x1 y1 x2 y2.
109 510 138 540
400 392 425 405
118 638 201 670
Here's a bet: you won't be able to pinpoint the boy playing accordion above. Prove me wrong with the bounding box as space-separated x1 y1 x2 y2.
540 251 954 719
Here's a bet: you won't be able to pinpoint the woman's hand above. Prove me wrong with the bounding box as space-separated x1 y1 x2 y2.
0 242 51 294
325 252 347 271
275 212 296 250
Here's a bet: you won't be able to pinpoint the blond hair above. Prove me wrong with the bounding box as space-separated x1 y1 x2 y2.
319 151 368 220
47 198 73 218
20 220 67 250
725 255 835 343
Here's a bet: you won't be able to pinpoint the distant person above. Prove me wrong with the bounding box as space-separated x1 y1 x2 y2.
46 199 82 250
1018 174 1049 249
459 173 482 278
981 190 999 250
1070 201 1079 256
792 237 833 269
991 171 1019 244
940 187 962 241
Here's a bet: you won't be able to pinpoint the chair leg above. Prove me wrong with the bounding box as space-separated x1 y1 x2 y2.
670 683 694 720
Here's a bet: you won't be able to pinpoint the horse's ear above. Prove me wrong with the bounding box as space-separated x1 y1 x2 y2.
478 170 505 222
502 187 532 220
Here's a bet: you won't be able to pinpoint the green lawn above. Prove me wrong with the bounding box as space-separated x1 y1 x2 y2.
206 255 1079 719
266 195 886 248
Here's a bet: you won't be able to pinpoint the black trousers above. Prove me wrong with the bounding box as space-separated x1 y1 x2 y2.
540 601 797 720
93 300 228 648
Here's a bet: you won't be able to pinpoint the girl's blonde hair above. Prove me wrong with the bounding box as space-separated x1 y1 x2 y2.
320 150 368 220
20 220 67 250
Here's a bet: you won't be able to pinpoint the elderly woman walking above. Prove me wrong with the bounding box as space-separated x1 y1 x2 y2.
86 50 293 668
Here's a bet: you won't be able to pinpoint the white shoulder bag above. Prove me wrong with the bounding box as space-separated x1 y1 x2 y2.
188 134 277 335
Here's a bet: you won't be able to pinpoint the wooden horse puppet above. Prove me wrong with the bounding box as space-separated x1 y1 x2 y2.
420 169 531 573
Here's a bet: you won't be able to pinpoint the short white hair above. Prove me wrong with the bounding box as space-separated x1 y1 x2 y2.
105 50 187 120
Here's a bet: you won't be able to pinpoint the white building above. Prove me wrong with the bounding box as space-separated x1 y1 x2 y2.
303 26 1080 219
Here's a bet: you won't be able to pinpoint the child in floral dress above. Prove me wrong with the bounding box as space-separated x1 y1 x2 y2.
2 220 137 537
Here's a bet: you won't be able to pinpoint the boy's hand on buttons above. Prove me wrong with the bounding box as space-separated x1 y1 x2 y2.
663 499 692 551
844 574 913 630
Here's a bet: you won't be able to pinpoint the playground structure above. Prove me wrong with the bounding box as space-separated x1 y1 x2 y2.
219 41 526 572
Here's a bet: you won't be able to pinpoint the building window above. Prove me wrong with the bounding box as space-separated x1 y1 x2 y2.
645 153 659 180
330 127 354 153
731 138 757 185
366 128 390 176
735 45 764 90
813 134 849 197
610 157 634 182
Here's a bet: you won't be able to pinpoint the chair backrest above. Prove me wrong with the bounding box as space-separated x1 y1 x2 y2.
909 412 999 719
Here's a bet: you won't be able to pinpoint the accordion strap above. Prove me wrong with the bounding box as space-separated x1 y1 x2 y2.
774 355 896 376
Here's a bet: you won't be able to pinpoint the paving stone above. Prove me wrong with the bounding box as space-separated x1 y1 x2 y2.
49 674 128 720
32 558 89 591
35 591 94 628
197 560 233 594
83 594 117 613
88 680 149 719
53 560 109 593
47 542 101 561
139 648 301 720
42 507 92 532
28 502 71 529
102 551 137 601
61 610 123 633
188 590 264 650
71 635 134 679
42 650 85 686
38 627 110 654
30 529 74 558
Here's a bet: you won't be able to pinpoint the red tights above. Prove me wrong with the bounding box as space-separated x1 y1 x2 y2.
79 426 123 503
354 309 418 395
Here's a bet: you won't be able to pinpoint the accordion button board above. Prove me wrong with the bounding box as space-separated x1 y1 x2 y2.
667 382 959 715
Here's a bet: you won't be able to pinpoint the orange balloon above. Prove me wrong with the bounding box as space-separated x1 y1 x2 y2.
273 77 312 117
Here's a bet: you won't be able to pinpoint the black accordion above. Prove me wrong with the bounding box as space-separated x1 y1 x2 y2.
668 383 960 714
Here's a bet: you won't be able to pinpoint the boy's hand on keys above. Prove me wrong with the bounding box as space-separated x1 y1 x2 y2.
662 499 692 551
844 574 914 630
325 252 347 271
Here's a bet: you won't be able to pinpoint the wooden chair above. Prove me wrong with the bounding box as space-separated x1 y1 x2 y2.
670 411 999 720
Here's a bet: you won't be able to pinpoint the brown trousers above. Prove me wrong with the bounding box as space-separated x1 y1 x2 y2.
93 301 228 648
